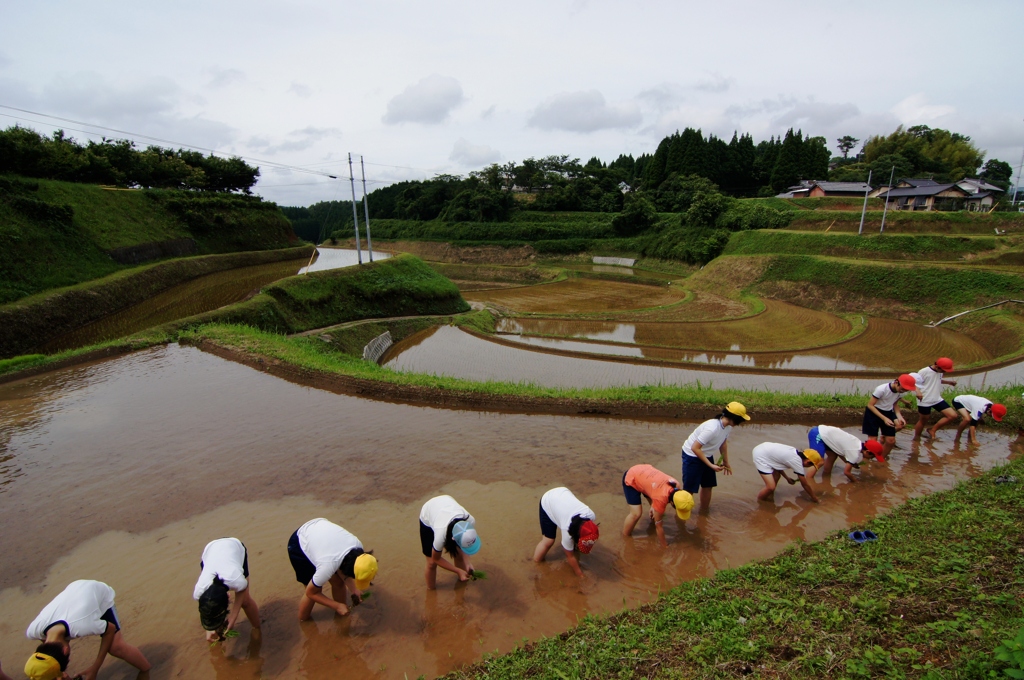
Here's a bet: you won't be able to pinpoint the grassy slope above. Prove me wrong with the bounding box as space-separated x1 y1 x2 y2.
175 253 471 334
0 175 297 303
445 458 1024 679
724 230 1003 261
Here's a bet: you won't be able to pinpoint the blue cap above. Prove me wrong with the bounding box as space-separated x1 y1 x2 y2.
452 520 481 555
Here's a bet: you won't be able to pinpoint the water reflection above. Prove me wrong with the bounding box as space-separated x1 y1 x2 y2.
298 248 390 274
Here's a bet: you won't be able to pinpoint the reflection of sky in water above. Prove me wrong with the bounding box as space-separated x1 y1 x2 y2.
298 248 390 274
497 320 637 343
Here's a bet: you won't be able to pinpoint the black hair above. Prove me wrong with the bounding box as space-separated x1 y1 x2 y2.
198 577 230 631
35 642 69 671
568 515 587 546
340 547 371 578
719 409 745 426
443 516 467 556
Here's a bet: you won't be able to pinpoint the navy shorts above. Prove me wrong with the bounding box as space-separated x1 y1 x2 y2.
952 398 980 426
918 399 951 415
807 426 827 455
862 408 897 437
622 471 642 505
419 520 436 558
682 453 717 493
539 502 558 539
100 606 120 632
287 530 316 585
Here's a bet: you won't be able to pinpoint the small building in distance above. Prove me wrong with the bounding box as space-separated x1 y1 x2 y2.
776 180 872 198
871 178 968 211
957 178 1004 212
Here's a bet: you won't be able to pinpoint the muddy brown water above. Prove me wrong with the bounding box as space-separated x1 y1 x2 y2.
385 326 1022 393
1 345 1019 679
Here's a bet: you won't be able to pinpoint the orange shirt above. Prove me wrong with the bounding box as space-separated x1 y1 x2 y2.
624 464 679 515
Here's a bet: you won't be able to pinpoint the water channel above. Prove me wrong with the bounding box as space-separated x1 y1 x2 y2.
1 344 1019 679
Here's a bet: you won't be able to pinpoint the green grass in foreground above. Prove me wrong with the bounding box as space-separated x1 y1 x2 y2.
176 322 1024 430
0 329 172 378
444 457 1024 679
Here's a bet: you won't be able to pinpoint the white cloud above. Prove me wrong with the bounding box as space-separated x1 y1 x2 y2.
480 105 496 119
288 81 312 98
450 138 501 166
771 100 860 130
382 75 464 125
693 73 733 93
892 93 956 124
247 126 342 155
206 67 245 89
528 90 642 133
637 83 687 111
0 51 11 69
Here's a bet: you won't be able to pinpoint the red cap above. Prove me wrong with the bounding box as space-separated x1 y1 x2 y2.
897 374 917 391
863 439 885 462
992 404 1007 422
577 520 599 553
935 357 953 372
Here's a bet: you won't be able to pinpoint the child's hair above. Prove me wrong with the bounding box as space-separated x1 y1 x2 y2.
340 547 373 578
568 515 587 545
35 642 69 671
719 409 744 426
198 577 230 631
444 517 464 556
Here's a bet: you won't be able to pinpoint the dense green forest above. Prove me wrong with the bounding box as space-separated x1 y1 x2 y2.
0 125 260 193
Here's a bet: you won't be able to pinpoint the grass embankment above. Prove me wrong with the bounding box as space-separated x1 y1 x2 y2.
725 230 1003 261
0 175 298 303
785 209 1024 234
0 246 313 359
173 253 470 334
445 458 1024 679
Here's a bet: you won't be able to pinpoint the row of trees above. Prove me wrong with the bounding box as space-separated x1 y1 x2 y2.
0 125 260 193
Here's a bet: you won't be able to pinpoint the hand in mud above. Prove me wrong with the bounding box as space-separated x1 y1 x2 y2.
334 601 350 616
350 593 362 607
456 568 470 582
576 572 598 595
786 477 797 485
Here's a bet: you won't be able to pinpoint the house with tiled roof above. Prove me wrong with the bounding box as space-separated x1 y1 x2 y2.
775 180 872 198
871 178 968 211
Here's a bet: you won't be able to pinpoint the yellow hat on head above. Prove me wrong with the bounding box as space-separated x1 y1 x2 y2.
673 489 695 520
354 553 378 590
725 401 750 421
25 653 62 680
803 449 823 470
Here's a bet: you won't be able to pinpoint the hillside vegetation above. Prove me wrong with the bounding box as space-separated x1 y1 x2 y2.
725 230 1005 261
0 175 298 303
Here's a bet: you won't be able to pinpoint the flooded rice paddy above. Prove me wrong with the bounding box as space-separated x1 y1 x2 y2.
467 278 687 313
385 325 1022 392
1 344 1019 679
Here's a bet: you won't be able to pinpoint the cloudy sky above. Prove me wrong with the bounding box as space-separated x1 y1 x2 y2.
2 1 1023 206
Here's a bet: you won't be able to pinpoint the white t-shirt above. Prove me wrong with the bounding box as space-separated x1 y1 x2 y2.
540 487 597 551
752 442 806 477
26 580 116 640
419 495 475 553
193 538 248 600
870 382 902 412
913 367 945 407
817 425 864 465
297 519 363 588
955 395 992 421
682 418 732 458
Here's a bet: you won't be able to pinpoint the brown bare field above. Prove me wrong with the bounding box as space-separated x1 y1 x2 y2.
816 316 992 369
614 291 752 321
466 278 687 313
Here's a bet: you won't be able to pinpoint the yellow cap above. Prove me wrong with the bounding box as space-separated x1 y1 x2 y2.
25 653 62 680
354 553 378 590
673 489 695 520
802 449 822 470
725 401 751 421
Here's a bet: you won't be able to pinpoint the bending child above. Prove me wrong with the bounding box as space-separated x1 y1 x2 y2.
808 424 885 482
24 579 151 680
533 487 600 577
287 518 378 621
681 402 750 512
419 495 482 589
952 395 1007 444
752 442 821 503
863 374 916 459
622 463 694 547
910 358 958 440
194 537 261 642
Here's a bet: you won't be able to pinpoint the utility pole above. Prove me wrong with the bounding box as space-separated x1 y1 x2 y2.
348 153 362 264
360 155 373 262
858 169 873 235
880 166 895 233
1014 121 1024 206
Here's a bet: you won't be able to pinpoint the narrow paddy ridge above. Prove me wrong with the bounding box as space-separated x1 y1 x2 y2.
1 345 1017 679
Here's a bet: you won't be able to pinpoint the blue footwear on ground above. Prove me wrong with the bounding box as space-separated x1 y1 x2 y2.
848 531 867 543
863 530 878 541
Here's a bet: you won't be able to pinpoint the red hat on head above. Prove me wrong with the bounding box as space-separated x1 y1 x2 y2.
577 520 599 554
897 374 916 391
992 404 1007 422
863 439 885 462
935 357 953 372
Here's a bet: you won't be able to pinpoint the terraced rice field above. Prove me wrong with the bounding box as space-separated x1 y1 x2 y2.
467 278 686 313
819 316 993 369
498 299 853 352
